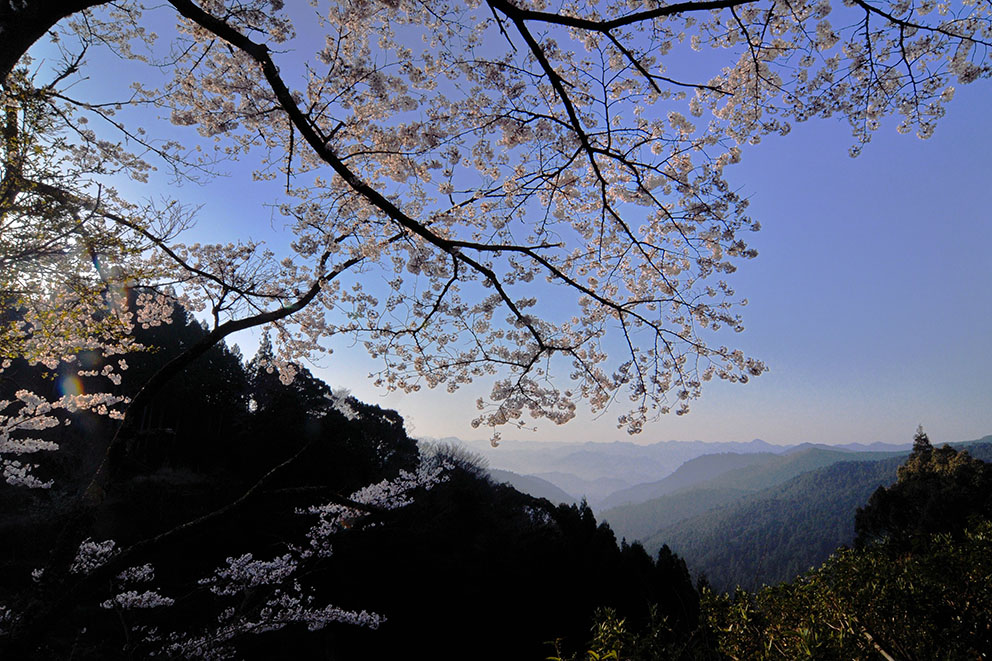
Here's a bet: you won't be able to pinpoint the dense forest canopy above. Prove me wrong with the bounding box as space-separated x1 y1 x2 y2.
560 435 992 660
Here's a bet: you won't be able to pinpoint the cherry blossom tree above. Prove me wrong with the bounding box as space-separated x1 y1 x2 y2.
4 0 990 451
125 0 990 434
1 0 990 656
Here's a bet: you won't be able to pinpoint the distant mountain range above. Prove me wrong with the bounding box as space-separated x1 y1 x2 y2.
428 436 917 507
599 446 905 515
440 433 992 591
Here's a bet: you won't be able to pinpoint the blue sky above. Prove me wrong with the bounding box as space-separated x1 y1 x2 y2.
334 81 992 447
29 7 992 447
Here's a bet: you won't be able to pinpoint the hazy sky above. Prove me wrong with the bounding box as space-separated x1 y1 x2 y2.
30 7 992 447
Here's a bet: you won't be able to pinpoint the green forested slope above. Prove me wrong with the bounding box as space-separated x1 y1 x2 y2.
601 447 902 544
650 458 902 590
601 487 751 544
597 452 777 510
646 442 992 591
560 435 992 661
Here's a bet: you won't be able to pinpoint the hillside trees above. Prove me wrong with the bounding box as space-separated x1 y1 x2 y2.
0 305 448 659
1 309 709 659
700 523 992 661
855 427 992 548
704 434 992 660
567 434 992 659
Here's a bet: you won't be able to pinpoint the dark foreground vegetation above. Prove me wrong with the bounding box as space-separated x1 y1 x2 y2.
0 303 699 659
2 302 990 659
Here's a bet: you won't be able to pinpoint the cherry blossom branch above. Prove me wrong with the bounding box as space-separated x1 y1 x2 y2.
4 434 389 651
849 0 992 46
166 0 561 351
0 0 113 83
486 0 758 32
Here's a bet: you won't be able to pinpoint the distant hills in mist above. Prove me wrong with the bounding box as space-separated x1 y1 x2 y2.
427 433 992 590
426 435 916 508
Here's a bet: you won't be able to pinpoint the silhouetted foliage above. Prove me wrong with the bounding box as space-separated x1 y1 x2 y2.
1 300 703 659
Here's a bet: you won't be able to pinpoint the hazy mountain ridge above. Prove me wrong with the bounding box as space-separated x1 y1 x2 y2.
437 437 855 505
486 469 578 505
428 435 982 509
531 471 631 505
699 447 905 495
598 452 779 510
446 437 783 480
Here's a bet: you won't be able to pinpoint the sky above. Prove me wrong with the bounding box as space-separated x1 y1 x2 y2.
28 5 992 448
328 82 992 447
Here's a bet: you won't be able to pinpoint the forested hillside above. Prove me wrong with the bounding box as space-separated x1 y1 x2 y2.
600 447 903 545
558 432 992 660
641 443 992 590
0 302 702 659
653 457 907 590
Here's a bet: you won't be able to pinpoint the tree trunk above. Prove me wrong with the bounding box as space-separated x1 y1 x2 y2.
0 1 112 83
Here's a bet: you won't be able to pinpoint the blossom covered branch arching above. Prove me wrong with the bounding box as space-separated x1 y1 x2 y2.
0 0 987 451
159 0 759 438
2 0 987 484
149 0 987 435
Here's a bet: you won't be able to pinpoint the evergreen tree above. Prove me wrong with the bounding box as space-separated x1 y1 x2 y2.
855 429 992 548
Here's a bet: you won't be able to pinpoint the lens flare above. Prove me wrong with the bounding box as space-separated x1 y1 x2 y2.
108 281 131 313
59 375 84 397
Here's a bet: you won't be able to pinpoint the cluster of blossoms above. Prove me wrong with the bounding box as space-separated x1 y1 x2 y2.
70 538 119 575
0 604 13 636
162 583 383 660
101 563 172 610
116 563 156 584
159 446 449 657
199 553 297 596
306 458 449 541
100 590 175 610
0 385 128 488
